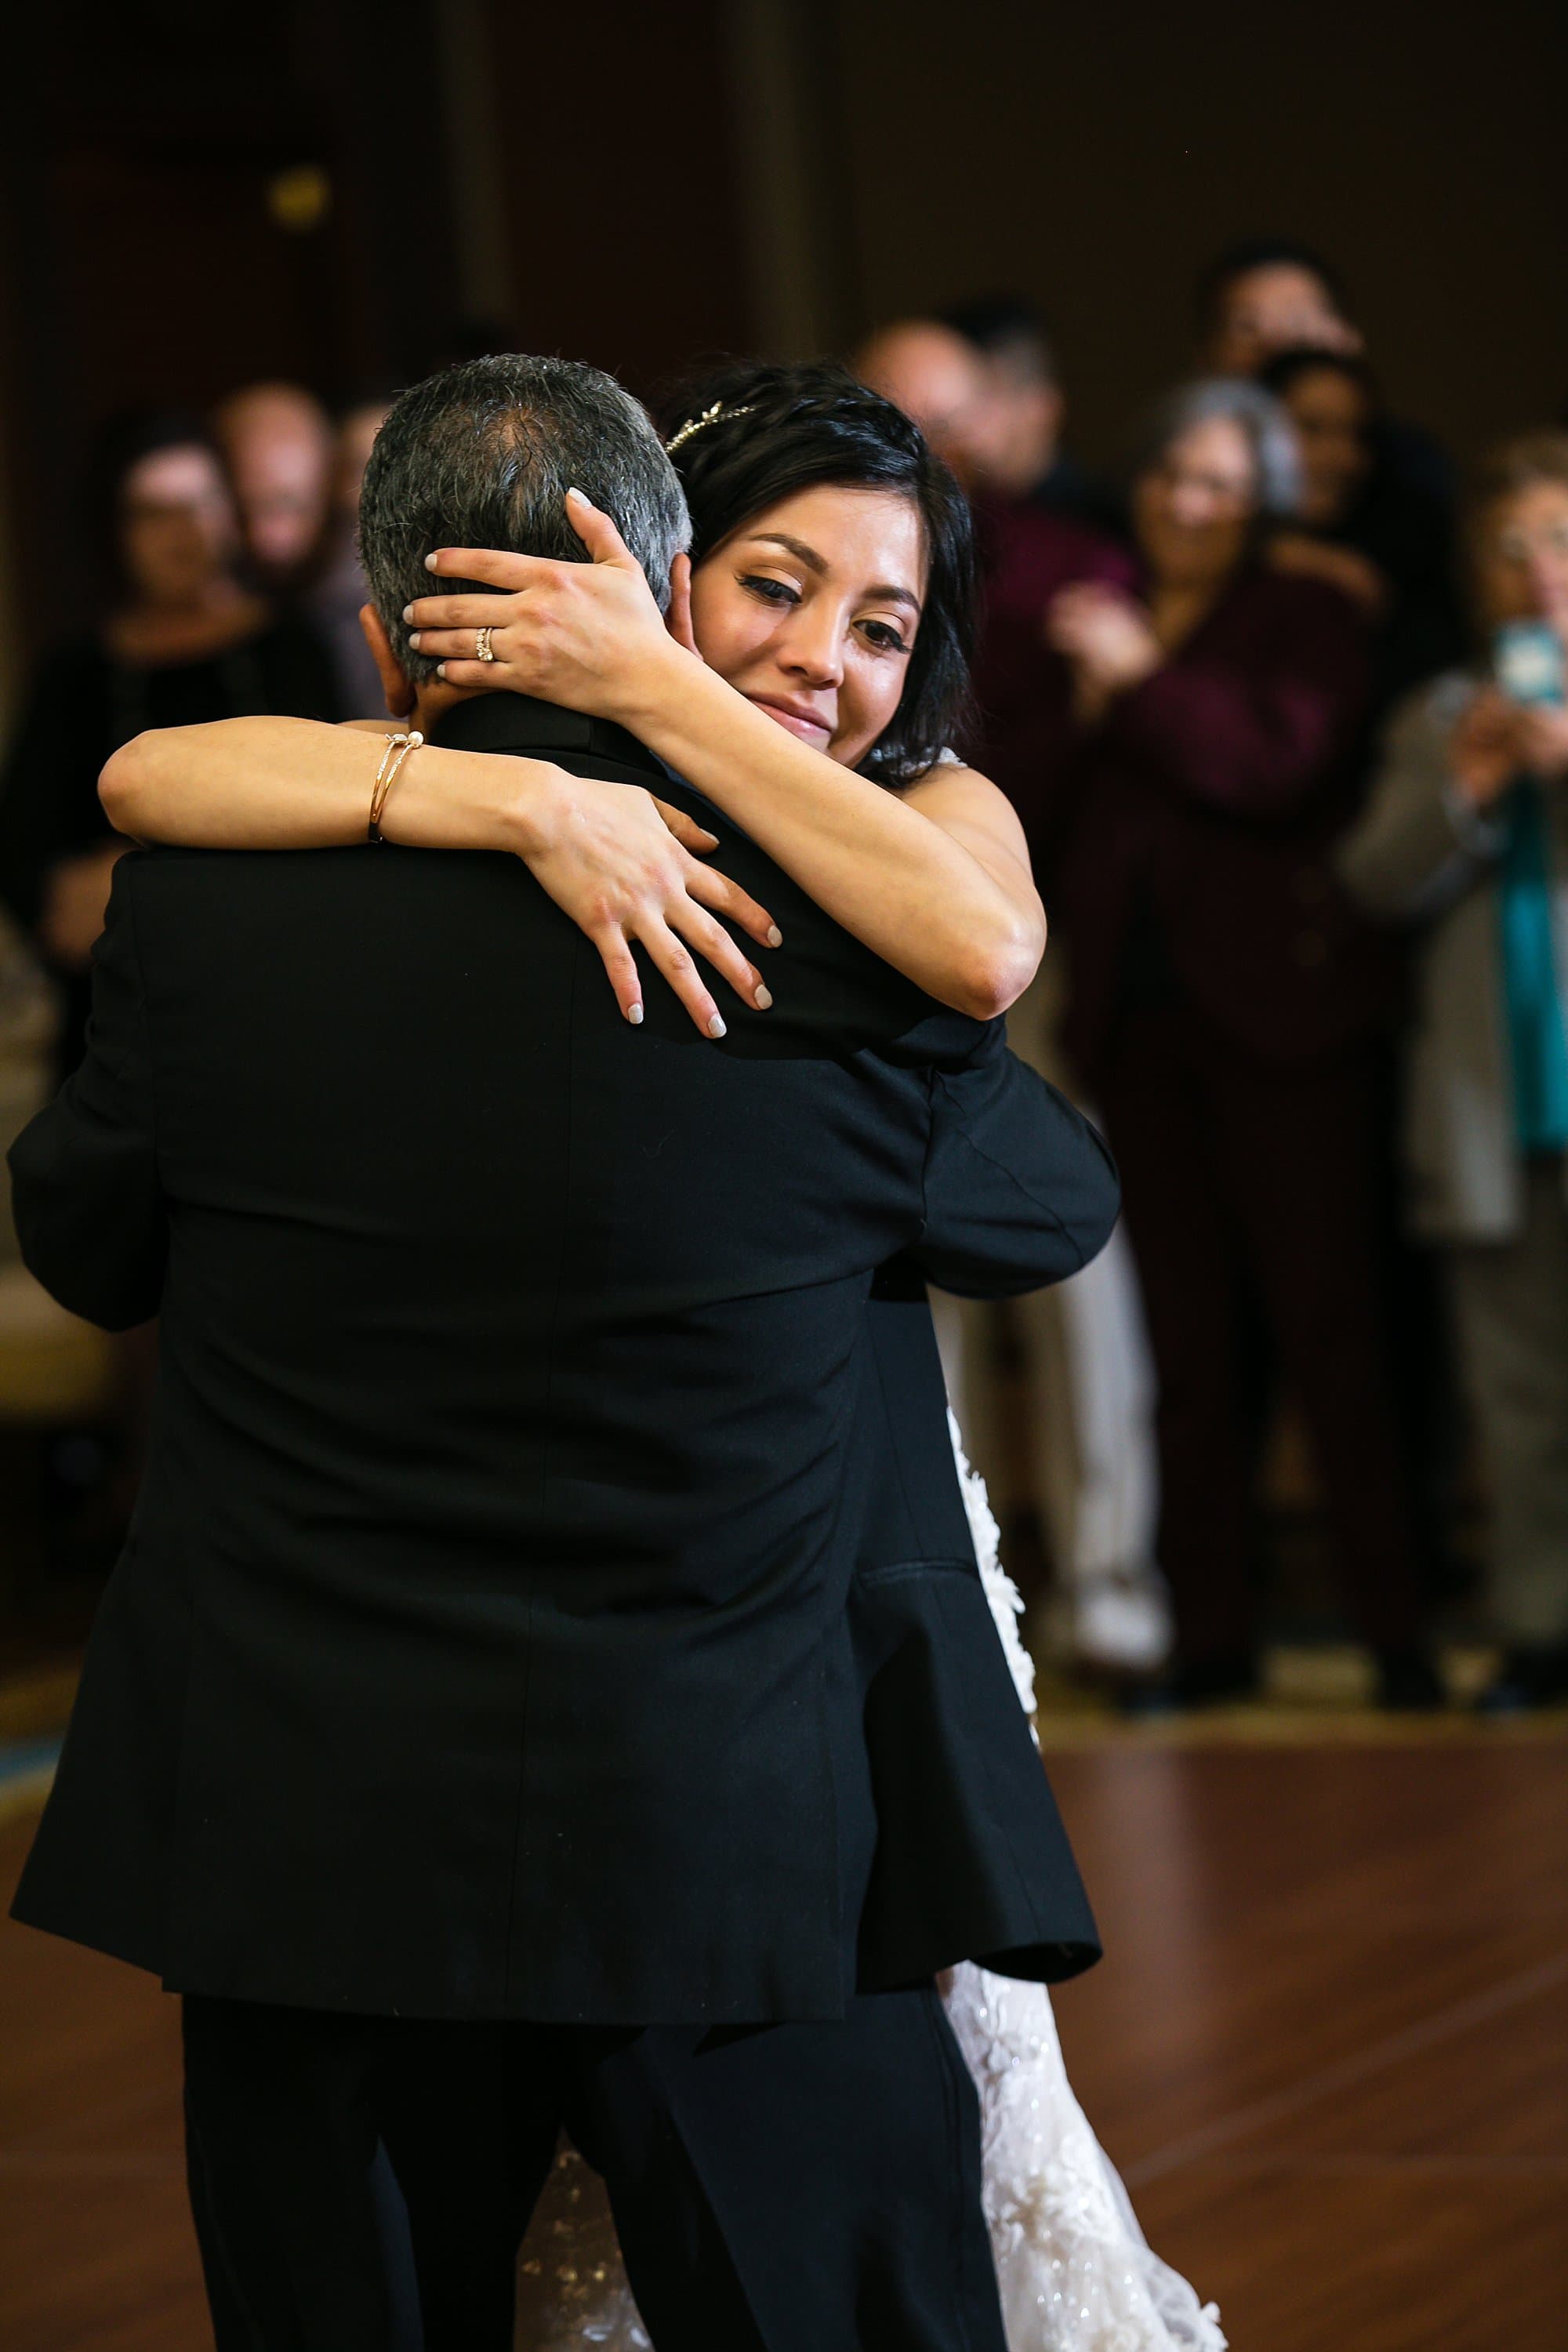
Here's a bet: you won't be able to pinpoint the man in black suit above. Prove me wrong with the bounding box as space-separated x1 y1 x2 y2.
9 356 1119 2350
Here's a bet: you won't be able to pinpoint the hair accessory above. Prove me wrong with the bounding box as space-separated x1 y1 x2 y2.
664 401 756 456
368 729 423 843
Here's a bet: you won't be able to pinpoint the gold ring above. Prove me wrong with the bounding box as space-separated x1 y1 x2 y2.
475 626 495 663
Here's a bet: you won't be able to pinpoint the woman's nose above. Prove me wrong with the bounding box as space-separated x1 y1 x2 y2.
781 615 844 685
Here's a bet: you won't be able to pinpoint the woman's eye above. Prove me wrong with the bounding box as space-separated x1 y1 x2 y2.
739 573 798 605
860 620 909 654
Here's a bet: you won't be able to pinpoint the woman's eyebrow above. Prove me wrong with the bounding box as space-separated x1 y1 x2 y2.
748 533 923 613
750 532 829 574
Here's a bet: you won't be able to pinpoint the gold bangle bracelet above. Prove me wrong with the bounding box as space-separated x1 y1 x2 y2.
368 730 423 842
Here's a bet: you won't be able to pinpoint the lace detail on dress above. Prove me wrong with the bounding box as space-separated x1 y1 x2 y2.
514 1419 1224 2350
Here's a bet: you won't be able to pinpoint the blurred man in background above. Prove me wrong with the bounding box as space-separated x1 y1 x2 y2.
305 396 394 717
855 315 1169 1675
213 380 335 593
942 294 1122 535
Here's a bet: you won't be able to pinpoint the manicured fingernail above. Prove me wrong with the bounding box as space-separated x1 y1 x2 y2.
627 1002 644 1025
401 604 415 622
566 486 588 506
707 1014 727 1038
766 926 782 948
424 553 440 570
753 985 773 1010
436 663 446 679
407 630 421 649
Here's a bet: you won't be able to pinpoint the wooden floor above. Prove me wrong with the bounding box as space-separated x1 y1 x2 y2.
2 1731 1566 2350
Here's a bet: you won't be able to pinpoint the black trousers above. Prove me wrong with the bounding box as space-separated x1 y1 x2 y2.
181 1986 1007 2352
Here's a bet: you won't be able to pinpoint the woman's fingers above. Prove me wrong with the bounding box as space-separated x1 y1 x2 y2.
404 592 522 633
589 923 646 1026
423 547 556 586
632 915 730 1037
650 797 720 854
564 488 634 565
667 901 773 1011
681 861 783 954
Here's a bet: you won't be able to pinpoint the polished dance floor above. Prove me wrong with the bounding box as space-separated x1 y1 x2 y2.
2 1709 1565 2351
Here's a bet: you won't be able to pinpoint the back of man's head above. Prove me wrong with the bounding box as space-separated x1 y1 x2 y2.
359 354 691 684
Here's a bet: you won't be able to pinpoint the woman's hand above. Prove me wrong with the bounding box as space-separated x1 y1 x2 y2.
1045 583 1164 723
1450 686 1523 810
503 764 780 1036
404 491 695 727
1515 700 1568 782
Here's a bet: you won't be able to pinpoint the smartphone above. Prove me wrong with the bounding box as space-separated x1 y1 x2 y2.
1494 619 1566 708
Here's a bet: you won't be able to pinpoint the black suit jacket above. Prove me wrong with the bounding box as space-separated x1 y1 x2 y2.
9 692 1116 2023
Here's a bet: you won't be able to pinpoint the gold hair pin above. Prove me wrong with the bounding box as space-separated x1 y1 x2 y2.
665 401 756 456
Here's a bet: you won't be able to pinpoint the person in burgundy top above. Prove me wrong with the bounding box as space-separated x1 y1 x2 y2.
1044 378 1439 1711
853 318 1135 880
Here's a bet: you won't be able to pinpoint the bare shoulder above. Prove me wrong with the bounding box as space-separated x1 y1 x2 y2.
902 758 1029 851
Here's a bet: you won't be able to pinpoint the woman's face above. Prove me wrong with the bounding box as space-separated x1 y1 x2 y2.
1132 416 1258 591
1475 481 1568 636
118 445 240 606
1281 366 1372 528
688 485 926 769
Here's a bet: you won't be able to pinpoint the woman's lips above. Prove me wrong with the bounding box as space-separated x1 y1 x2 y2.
748 695 833 745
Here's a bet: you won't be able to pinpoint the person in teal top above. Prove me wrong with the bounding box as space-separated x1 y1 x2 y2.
1340 434 1568 1714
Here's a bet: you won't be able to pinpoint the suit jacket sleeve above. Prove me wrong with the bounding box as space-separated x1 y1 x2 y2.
911 1022 1120 1298
8 856 166 1329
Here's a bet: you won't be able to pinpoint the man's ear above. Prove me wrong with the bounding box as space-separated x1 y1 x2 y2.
665 552 698 655
359 604 416 718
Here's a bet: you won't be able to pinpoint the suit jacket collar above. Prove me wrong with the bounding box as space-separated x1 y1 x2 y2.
430 690 666 780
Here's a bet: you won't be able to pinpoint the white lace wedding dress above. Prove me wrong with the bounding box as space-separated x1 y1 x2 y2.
514 1417 1225 2351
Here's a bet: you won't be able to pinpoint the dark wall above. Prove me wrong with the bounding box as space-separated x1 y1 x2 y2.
475 1 754 406
827 0 1568 463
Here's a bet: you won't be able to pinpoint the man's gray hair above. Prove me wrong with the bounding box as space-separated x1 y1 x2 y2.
358 354 691 684
1131 376 1303 518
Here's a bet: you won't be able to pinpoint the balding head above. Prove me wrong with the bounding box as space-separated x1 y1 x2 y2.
213 381 334 585
851 321 996 488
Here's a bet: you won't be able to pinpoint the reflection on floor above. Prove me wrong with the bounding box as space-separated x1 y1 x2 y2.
2 1663 1565 2352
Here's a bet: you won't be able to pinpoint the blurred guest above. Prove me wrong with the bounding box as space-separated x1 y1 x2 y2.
306 395 394 716
857 316 1169 1669
854 317 1133 859
852 318 1003 487
1196 236 1455 521
1263 347 1466 710
212 379 335 591
1047 379 1436 1709
942 294 1123 535
1340 433 1568 1712
0 410 338 1078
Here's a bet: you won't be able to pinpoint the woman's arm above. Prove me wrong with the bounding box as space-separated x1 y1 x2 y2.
409 499 1046 1018
100 719 780 1039
612 659 1044 1018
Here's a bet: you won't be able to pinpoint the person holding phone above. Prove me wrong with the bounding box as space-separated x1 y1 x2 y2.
1340 433 1568 1713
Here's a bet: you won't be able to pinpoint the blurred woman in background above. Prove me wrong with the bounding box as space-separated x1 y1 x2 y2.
1263 347 1465 711
0 409 338 1080
1341 433 1568 1714
1044 378 1436 1711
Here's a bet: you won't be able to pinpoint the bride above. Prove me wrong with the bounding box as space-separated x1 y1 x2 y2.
100 359 1221 2352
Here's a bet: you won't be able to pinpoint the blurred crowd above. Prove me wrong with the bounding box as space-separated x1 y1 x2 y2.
2 235 1566 1715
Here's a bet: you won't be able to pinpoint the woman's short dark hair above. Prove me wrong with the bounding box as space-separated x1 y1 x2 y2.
659 361 976 786
82 408 234 604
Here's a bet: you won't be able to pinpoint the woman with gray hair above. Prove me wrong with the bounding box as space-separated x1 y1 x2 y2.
1041 378 1438 1713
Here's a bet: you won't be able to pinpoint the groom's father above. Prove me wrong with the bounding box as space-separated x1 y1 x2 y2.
9 357 1118 2351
